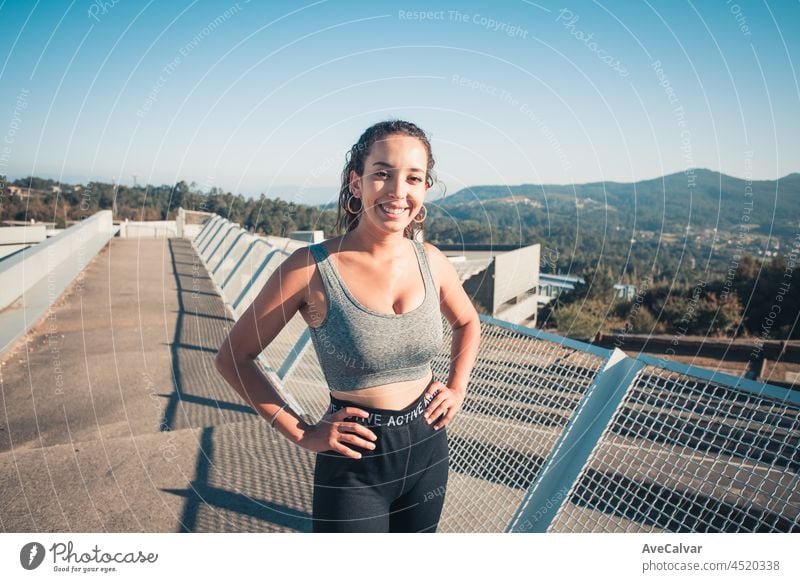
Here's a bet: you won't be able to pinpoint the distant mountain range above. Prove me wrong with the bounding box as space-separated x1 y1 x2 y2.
437 169 799 238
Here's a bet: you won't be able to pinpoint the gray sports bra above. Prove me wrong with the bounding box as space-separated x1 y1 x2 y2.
307 239 444 392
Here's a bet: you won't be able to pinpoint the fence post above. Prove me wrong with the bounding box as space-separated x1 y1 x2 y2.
200 220 227 255
212 231 248 276
221 240 256 290
195 215 219 246
277 328 311 381
206 224 238 263
231 249 282 311
506 348 645 532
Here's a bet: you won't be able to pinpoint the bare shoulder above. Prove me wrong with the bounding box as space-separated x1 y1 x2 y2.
421 240 450 267
319 234 346 254
267 245 319 302
282 244 316 273
285 235 345 281
421 240 458 288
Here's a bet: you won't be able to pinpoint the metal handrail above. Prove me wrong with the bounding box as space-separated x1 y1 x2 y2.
189 212 800 534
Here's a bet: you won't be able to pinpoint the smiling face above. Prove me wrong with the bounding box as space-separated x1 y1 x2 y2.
349 133 429 235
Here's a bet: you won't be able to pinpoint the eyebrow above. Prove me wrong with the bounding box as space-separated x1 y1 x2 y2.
371 161 425 173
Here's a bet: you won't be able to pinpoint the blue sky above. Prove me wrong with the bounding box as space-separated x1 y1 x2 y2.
1 0 798 204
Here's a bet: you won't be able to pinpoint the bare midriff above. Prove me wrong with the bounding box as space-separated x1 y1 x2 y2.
328 369 434 411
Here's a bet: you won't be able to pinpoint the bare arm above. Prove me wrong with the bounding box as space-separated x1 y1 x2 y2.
214 247 313 445
424 242 481 396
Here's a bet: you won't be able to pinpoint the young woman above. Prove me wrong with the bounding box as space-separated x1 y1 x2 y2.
215 119 481 533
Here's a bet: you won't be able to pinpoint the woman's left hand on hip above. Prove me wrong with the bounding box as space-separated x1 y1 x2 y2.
424 380 466 430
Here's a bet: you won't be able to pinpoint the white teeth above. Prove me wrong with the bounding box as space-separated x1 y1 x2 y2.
380 204 407 215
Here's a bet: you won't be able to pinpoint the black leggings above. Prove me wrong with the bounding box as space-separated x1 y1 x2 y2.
312 379 450 532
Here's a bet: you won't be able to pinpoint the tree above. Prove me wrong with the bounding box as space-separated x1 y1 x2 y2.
694 292 743 337
551 300 606 341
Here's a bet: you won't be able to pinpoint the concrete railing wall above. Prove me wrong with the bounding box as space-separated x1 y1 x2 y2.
0 210 116 311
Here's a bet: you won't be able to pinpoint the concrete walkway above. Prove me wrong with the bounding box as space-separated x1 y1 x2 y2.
0 237 313 532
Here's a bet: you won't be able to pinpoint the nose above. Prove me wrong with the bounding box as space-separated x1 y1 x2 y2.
387 176 406 199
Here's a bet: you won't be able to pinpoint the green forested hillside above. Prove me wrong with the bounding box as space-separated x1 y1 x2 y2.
438 168 799 239
4 170 797 281
425 169 799 281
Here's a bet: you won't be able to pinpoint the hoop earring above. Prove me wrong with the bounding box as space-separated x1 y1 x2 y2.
345 194 362 215
412 204 427 223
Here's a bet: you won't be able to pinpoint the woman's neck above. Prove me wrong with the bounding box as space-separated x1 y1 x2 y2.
344 225 407 259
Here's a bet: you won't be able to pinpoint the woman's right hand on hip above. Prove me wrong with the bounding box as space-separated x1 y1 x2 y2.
298 407 378 459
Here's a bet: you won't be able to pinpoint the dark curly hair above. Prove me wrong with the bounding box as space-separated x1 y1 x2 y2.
335 118 443 240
